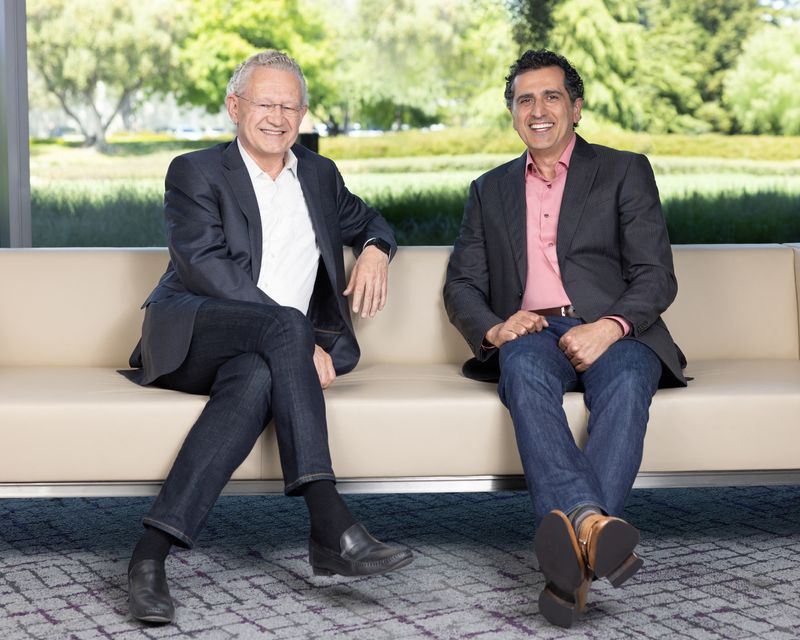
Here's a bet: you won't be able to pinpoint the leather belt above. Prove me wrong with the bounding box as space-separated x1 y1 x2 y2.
531 305 578 318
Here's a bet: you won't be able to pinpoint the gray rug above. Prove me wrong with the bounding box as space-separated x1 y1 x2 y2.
1 487 799 639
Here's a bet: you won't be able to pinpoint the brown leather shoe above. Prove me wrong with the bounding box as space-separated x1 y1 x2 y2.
577 514 643 587
534 510 593 628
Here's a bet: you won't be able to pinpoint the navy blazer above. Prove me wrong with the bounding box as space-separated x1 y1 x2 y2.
443 135 686 388
127 140 396 385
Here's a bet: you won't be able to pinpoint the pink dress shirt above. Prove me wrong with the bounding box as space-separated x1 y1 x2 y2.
520 134 630 335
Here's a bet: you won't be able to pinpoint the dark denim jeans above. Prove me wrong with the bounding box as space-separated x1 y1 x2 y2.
143 298 336 548
498 317 661 525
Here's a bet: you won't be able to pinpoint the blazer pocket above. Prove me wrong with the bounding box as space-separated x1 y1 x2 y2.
313 327 343 352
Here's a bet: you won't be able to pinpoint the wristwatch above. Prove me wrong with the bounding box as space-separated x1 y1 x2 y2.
364 237 391 257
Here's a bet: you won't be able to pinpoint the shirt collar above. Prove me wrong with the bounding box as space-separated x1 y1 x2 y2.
236 139 298 180
526 133 577 178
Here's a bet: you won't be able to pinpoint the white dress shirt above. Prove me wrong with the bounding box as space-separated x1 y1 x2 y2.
237 141 320 314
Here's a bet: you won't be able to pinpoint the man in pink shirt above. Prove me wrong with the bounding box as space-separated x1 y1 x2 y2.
443 50 687 628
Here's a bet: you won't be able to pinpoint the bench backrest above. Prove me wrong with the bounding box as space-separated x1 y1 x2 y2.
0 245 798 367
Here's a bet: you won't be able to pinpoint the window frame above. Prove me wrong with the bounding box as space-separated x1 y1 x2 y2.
1 0 32 248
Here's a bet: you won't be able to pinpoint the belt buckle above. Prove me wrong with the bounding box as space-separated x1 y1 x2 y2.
560 306 567 317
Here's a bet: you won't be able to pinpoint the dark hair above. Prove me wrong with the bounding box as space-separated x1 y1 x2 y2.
504 49 584 109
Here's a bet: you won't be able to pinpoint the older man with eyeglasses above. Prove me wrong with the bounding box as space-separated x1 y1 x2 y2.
122 50 411 625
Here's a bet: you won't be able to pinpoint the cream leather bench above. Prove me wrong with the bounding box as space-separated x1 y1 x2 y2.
1 245 799 498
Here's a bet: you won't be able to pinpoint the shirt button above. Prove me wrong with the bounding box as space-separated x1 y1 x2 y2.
547 184 552 189
548 242 554 247
544 213 550 218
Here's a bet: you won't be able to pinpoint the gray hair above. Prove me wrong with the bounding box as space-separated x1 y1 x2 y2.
226 50 308 105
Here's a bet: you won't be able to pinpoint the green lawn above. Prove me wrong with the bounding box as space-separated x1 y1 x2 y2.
28 135 800 247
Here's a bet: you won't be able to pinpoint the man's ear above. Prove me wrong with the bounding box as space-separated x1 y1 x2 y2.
226 95 239 125
572 98 583 125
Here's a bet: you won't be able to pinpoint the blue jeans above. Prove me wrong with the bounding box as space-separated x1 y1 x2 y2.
143 298 336 548
498 317 661 525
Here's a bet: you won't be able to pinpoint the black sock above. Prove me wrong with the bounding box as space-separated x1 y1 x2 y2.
301 480 356 551
128 526 174 573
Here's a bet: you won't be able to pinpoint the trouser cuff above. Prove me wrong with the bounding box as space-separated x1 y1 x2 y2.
284 472 337 496
142 517 195 549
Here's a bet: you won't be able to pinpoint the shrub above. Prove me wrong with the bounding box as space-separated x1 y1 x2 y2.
30 182 800 247
320 127 800 162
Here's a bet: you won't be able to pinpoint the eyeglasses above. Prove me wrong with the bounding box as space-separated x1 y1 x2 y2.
235 94 304 118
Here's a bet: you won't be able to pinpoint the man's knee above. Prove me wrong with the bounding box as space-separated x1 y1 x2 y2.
260 306 315 355
499 344 566 400
589 347 661 403
212 352 272 400
607 343 661 391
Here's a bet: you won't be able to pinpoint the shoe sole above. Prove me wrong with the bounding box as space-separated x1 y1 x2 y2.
538 584 578 628
534 511 584 595
588 519 642 586
128 597 173 624
534 511 591 627
607 552 643 587
310 550 414 577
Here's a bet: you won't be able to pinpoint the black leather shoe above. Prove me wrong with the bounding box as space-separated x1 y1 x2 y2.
309 523 413 577
128 559 174 624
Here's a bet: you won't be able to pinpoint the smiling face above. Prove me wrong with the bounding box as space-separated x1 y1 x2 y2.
509 66 582 163
226 66 308 176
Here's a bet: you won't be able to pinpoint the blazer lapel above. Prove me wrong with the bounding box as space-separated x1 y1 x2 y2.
296 148 337 291
222 140 264 277
500 152 528 290
557 135 599 267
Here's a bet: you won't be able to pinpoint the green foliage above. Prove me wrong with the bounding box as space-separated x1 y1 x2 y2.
175 0 334 114
365 187 469 245
723 23 800 135
320 128 522 159
32 183 166 247
30 177 800 247
663 191 800 243
307 0 513 132
549 0 648 130
26 0 185 147
319 127 800 161
510 0 768 133
507 0 556 50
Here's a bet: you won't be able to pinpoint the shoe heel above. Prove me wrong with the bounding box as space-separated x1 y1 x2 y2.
312 566 334 576
538 586 577 628
607 553 643 588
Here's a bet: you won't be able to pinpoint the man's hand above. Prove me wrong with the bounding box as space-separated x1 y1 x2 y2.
485 311 549 348
343 245 389 318
313 344 336 389
558 319 624 372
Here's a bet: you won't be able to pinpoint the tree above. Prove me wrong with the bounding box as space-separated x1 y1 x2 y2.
26 0 185 148
548 0 651 130
723 23 800 134
507 0 558 50
541 0 766 132
174 0 335 116
318 0 514 132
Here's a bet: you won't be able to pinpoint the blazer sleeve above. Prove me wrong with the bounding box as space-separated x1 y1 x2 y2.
332 165 398 259
443 180 505 359
163 154 273 305
602 153 677 336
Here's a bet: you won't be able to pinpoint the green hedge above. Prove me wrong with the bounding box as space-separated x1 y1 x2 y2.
321 128 800 162
31 184 800 247
32 128 800 162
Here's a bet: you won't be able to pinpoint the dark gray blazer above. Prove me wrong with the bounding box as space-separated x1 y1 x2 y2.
443 135 686 388
127 140 396 386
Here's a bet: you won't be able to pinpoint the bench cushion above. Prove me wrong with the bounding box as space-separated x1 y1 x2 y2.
3 359 798 483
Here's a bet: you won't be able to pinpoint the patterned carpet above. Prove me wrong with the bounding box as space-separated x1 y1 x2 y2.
1 486 799 639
